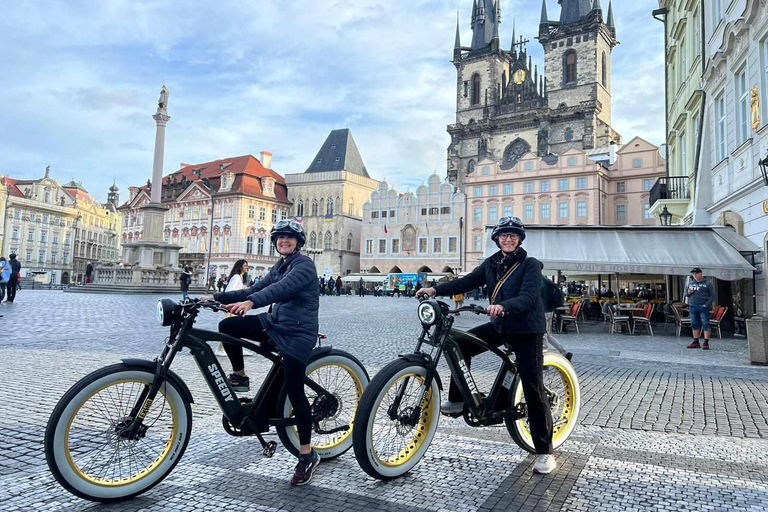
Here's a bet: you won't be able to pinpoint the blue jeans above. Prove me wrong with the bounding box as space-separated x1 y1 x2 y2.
689 305 711 332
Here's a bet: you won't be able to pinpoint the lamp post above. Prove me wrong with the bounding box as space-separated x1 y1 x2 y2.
201 177 216 291
759 152 768 187
306 247 322 264
659 205 673 226
73 213 82 283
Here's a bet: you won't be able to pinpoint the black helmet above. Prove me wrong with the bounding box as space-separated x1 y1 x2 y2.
491 216 526 246
270 219 306 249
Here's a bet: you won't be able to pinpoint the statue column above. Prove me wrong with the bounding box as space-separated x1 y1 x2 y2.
150 111 170 205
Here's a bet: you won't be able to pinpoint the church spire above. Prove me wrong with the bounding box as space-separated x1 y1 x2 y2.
510 18 516 53
455 12 461 50
539 0 549 25
606 1 615 32
592 0 602 12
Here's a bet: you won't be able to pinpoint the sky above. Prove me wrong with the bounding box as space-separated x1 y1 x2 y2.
0 0 666 203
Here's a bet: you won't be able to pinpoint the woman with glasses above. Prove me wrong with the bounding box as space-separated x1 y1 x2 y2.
416 216 555 475
211 219 322 485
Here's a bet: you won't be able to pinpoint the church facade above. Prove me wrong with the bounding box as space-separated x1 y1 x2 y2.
447 0 621 190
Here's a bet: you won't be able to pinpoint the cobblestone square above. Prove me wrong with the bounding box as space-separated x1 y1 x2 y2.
1 291 767 511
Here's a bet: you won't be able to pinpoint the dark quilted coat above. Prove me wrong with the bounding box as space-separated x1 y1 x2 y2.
214 253 320 362
434 247 546 334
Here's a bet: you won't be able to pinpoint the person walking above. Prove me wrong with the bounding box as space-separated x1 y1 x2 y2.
180 265 192 301
358 278 365 297
85 262 94 284
6 254 21 303
417 216 555 475
327 277 335 296
0 257 10 303
405 280 413 298
319 276 326 296
685 267 716 350
335 276 343 296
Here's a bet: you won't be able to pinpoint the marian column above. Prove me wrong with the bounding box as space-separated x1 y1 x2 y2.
150 85 170 205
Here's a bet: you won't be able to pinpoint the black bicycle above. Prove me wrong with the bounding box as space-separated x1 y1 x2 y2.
352 297 580 480
45 298 369 502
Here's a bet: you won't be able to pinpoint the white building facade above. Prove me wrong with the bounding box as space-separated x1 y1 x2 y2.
361 174 466 275
696 0 768 316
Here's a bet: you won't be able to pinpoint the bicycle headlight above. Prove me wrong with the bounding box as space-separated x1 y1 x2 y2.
417 301 439 326
157 298 178 327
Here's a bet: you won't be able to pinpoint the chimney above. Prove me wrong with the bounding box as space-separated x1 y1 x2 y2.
260 151 273 169
179 163 191 168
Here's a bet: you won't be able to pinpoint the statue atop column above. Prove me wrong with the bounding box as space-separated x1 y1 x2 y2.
158 85 169 111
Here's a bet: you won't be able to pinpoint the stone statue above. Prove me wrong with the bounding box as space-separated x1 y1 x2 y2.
537 128 549 156
751 86 761 131
147 179 152 190
60 196 65 206
158 85 169 110
45 165 50 179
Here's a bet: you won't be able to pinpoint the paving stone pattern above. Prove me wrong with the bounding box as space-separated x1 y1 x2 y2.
0 292 767 511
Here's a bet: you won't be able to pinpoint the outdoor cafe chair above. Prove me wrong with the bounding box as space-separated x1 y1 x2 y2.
671 304 692 337
607 305 631 335
710 306 728 339
632 303 654 336
560 302 582 334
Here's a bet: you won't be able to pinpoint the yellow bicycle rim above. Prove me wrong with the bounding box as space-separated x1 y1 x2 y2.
515 361 576 443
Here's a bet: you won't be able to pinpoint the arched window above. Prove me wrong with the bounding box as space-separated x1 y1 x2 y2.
309 231 317 249
296 200 304 217
311 199 318 216
601 52 607 87
324 231 333 250
347 233 353 251
565 128 573 141
471 74 481 105
326 198 334 216
348 197 354 215
335 196 341 214
468 159 476 174
564 51 577 85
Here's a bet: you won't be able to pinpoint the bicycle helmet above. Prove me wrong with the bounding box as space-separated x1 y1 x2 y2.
491 216 526 247
270 219 306 249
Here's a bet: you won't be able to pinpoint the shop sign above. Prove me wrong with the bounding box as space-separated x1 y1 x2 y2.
763 200 768 215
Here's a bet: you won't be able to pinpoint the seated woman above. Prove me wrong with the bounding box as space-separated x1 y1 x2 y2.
212 220 321 486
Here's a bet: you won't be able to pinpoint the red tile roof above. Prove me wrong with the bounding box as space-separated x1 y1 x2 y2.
3 178 24 198
62 186 92 203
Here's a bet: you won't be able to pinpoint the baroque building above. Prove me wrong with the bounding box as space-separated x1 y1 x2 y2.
118 153 291 279
447 0 621 190
360 174 466 275
285 129 379 278
463 137 665 270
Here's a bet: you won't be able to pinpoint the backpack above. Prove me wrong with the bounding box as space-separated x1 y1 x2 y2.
541 277 564 312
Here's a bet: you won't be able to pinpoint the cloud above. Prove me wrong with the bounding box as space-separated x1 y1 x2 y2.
0 0 665 200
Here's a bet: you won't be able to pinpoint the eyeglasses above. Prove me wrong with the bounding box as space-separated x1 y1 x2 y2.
496 216 523 228
498 233 520 240
274 219 303 232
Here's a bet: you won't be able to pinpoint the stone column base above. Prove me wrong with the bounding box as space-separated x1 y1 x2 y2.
746 317 768 366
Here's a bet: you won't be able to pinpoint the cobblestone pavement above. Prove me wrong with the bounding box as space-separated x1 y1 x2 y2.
1 291 767 511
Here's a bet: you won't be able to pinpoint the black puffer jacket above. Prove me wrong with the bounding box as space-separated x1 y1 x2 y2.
214 253 320 362
434 247 546 334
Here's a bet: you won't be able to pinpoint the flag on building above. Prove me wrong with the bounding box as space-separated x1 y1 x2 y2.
384 224 388 234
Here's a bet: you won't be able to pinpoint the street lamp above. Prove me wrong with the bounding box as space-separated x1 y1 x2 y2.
306 247 323 264
201 177 216 291
759 152 768 186
659 205 673 226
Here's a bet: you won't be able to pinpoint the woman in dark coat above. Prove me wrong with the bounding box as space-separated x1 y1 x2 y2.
213 220 321 485
179 265 192 301
417 216 555 476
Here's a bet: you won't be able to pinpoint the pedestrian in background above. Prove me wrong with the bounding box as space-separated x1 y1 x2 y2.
685 267 716 350
358 278 365 297
180 265 192 301
0 256 10 303
319 276 326 296
85 262 94 284
215 259 250 357
335 276 343 296
6 254 20 303
328 276 335 296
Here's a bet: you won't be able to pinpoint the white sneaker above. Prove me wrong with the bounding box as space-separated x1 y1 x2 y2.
532 454 556 475
440 401 464 415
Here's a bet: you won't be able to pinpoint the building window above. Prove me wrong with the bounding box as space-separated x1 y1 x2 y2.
365 239 373 254
577 201 587 218
524 203 534 220
558 179 568 191
616 182 626 193
38 251 46 263
643 179 654 191
558 202 569 218
297 200 304 217
474 186 483 197
440 207 450 215
601 52 607 87
272 209 278 223
378 239 387 254
448 237 457 253
540 203 550 220
259 206 266 221
257 237 265 255
539 180 550 192
326 199 334 216
524 161 534 171
429 207 439 215
347 234 353 251
420 208 427 216
246 236 254 254
488 206 498 222
471 74 481 105
680 132 688 176
392 239 400 254
481 166 490 176
468 159 476 174
311 200 319 216
503 205 513 217
473 207 482 222
381 210 388 218
524 182 534 193
737 68 749 143
26 250 32 261
247 205 255 219
432 237 442 253
567 157 577 167
474 235 482 252
28 229 34 242
632 158 643 169
489 185 498 196
643 203 654 220
371 211 379 220
503 183 512 195
616 204 627 223
418 237 428 253
576 177 587 189
324 232 333 250
716 92 727 162
564 51 577 85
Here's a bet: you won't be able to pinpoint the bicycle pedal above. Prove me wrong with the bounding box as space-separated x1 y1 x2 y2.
565 352 573 361
262 441 277 458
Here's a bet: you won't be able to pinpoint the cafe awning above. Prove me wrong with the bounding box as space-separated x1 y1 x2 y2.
483 225 757 281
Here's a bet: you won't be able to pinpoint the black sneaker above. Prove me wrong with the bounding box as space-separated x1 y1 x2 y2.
291 449 320 486
228 373 250 392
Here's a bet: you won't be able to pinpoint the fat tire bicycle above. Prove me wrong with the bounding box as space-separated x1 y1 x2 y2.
45 298 369 502
352 298 580 480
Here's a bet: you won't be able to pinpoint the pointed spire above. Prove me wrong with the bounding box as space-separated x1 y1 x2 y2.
510 18 516 52
528 55 532 73
470 0 477 29
492 0 500 41
534 64 538 86
539 0 549 25
455 12 461 49
607 1 615 29
592 0 602 12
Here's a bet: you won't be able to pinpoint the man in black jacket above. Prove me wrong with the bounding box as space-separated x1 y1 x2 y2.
417 217 555 475
6 254 21 302
212 220 321 486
